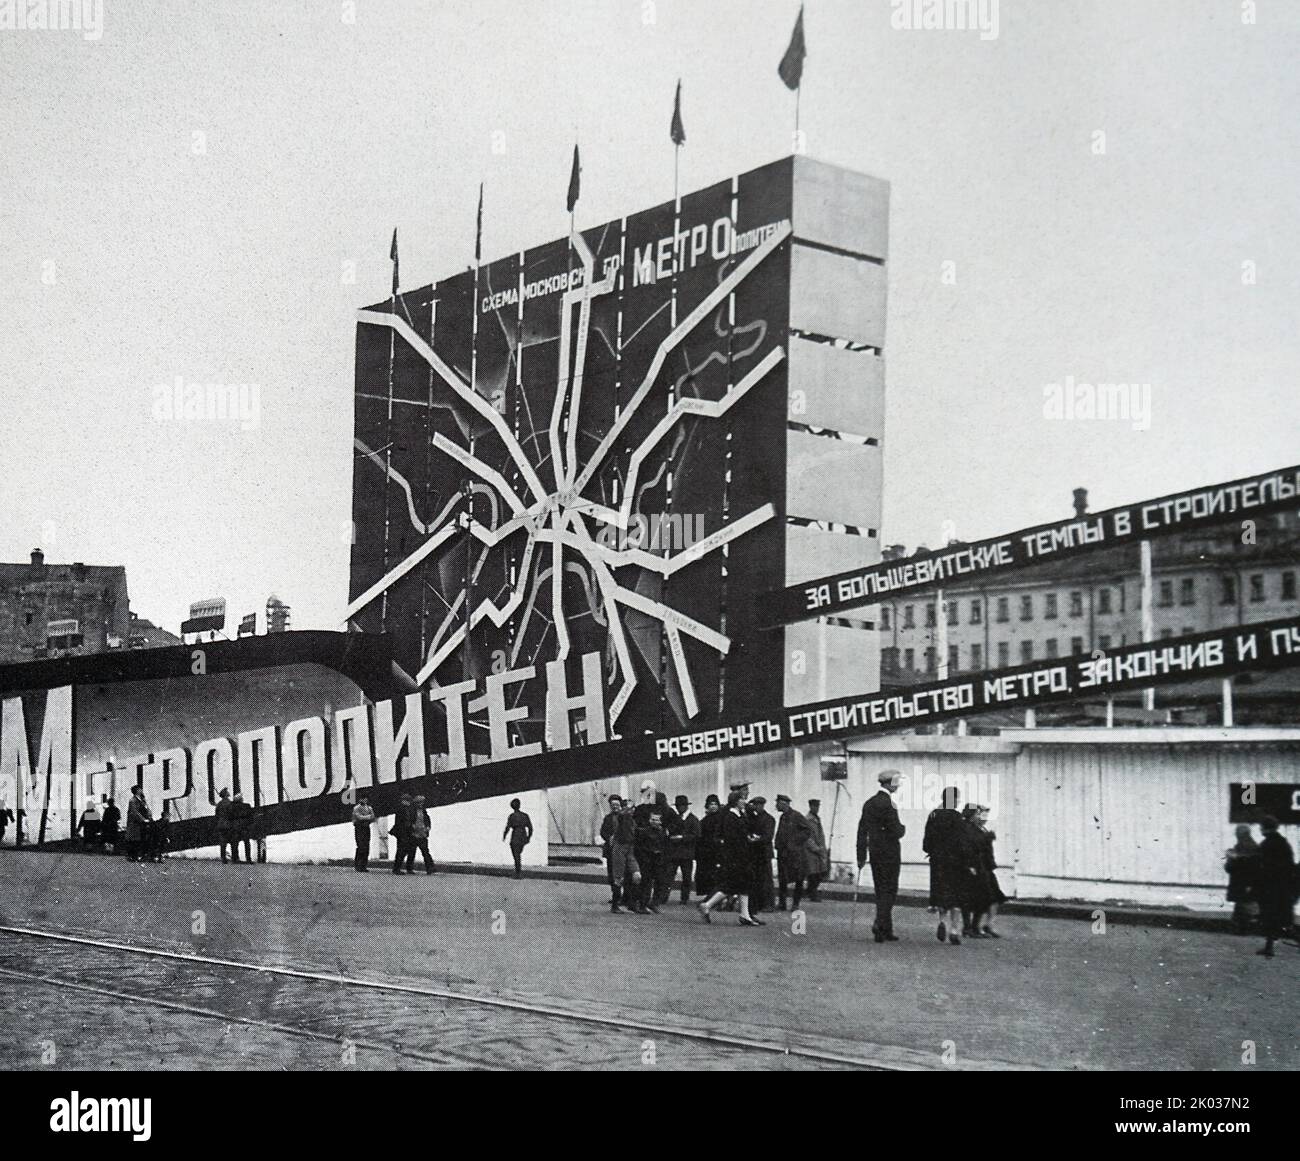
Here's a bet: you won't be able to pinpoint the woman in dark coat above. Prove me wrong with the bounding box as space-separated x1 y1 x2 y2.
1224 824 1259 934
966 804 1007 938
1253 815 1296 958
694 795 723 899
697 791 762 926
100 798 121 852
923 786 976 945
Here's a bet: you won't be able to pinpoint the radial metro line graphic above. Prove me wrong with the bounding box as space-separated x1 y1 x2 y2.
350 224 786 720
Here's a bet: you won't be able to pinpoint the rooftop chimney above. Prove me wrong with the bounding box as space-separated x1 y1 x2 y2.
30 548 44 568
1072 488 1089 518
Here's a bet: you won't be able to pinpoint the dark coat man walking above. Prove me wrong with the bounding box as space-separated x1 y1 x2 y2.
857 770 906 942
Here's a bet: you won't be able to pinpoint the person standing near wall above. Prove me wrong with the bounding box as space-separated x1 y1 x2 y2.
774 794 812 911
805 799 830 901
503 798 533 879
600 795 625 911
1253 815 1296 958
632 783 672 912
667 795 699 905
214 788 235 864
747 797 776 915
1223 824 1259 934
857 771 905 943
352 793 376 872
100 797 120 854
923 785 973 946
391 793 413 875
228 792 254 865
407 795 434 875
125 785 152 862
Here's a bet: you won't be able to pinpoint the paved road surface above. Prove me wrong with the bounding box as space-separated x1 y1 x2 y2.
0 851 1293 1070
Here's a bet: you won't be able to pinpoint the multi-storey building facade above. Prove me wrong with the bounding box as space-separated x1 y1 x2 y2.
0 550 132 665
878 505 1300 684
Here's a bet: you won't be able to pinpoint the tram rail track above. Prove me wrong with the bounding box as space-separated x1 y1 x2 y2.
0 924 895 1070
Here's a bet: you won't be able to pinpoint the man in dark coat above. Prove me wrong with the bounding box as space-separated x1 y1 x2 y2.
666 794 700 904
599 795 625 911
774 794 812 910
391 792 413 875
805 799 830 901
100 797 120 853
857 770 906 942
747 797 776 914
214 788 235 864
125 786 152 862
694 794 723 899
632 781 677 913
228 792 254 865
1254 815 1296 958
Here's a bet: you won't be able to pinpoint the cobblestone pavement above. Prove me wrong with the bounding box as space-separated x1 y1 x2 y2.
0 934 851 1071
0 850 1295 1070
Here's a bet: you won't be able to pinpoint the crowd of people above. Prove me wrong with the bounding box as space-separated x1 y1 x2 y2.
71 786 172 862
597 779 831 924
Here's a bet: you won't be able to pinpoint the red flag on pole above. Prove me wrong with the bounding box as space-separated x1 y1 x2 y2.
778 4 806 90
566 144 581 213
389 228 399 296
670 80 686 146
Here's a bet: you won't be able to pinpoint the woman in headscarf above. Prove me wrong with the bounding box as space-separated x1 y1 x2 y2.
1223 823 1259 934
74 797 102 850
697 791 763 926
923 786 975 945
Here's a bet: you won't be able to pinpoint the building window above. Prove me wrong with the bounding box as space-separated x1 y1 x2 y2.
903 648 914 671
946 601 958 627
1179 578 1195 606
1181 626 1195 638
881 605 891 630
1019 640 1033 663
1097 587 1113 614
1249 574 1265 603
1159 628 1174 639
1158 580 1174 608
924 647 937 673
997 642 1009 667
1044 593 1058 619
1220 576 1236 605
903 605 915 628
947 645 959 672
1070 591 1084 617
1098 634 1112 650
1020 595 1033 621
996 597 1010 623
970 600 982 625
1045 638 1058 658
1283 571 1297 601
970 643 982 669
925 603 936 627
882 646 899 672
1071 636 1084 654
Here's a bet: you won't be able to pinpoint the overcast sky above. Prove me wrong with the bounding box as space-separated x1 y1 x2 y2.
1 0 1297 633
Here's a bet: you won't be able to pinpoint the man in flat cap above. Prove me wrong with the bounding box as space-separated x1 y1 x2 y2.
857 770 906 942
774 794 813 911
746 795 776 915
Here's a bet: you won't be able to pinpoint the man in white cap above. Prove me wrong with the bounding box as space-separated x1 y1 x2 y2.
857 770 906 943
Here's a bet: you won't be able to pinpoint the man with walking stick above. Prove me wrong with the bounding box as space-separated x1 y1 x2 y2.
857 770 906 943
